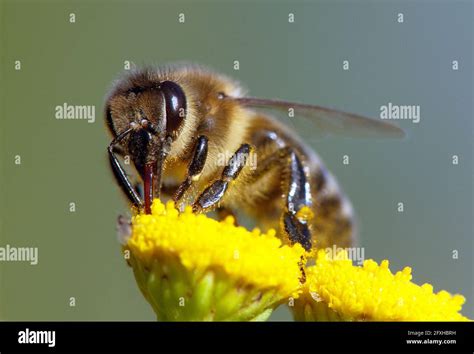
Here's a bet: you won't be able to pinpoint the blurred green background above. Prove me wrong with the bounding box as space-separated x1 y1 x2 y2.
0 0 472 320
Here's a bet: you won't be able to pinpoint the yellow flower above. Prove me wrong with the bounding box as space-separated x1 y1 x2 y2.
124 200 305 321
122 199 470 322
293 250 470 321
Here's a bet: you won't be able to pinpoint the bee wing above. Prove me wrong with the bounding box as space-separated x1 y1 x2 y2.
232 97 405 138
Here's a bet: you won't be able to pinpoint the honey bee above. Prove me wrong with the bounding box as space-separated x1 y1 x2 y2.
105 64 403 251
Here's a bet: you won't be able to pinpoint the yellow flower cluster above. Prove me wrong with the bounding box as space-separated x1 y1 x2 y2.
126 200 308 320
128 200 305 297
295 250 469 321
125 199 470 322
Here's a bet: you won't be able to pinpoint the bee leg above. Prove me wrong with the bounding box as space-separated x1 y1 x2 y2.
112 145 144 201
173 135 209 205
134 182 144 201
280 150 313 251
192 144 251 213
108 130 144 209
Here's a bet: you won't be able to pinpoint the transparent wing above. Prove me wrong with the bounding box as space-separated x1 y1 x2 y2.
232 97 405 138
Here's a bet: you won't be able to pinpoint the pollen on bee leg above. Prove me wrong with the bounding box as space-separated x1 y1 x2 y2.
191 173 201 182
295 206 314 222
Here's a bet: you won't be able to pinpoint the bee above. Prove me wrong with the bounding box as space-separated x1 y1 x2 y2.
105 64 403 251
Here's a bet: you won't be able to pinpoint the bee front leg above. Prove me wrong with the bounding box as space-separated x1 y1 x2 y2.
112 145 144 203
173 135 209 206
108 130 144 209
192 144 251 213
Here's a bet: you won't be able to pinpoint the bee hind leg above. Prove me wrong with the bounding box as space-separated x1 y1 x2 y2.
280 149 313 252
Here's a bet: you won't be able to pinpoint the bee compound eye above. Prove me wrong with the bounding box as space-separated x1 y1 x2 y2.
160 81 187 138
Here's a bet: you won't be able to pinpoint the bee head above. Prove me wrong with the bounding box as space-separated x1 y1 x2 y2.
123 81 187 140
106 80 187 165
